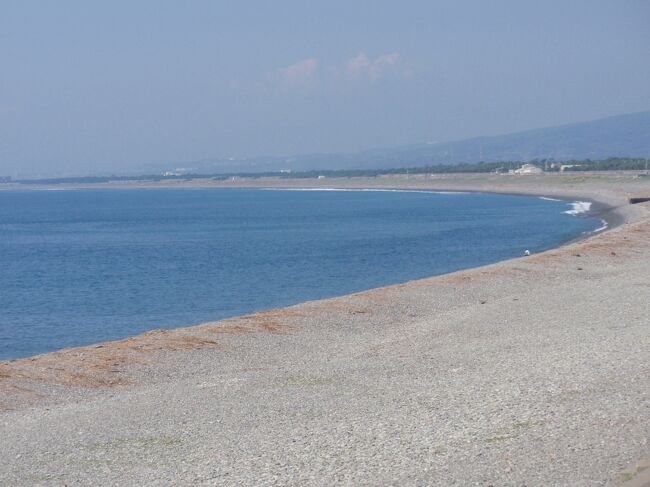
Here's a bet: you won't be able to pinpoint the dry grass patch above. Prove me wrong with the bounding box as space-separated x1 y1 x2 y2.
198 308 302 335
0 330 220 391
0 307 304 408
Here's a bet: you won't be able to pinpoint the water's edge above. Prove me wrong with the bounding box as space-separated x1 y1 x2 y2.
0 186 623 362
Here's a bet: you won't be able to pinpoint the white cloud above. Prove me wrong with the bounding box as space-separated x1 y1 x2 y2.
346 52 405 80
275 58 319 86
264 53 410 93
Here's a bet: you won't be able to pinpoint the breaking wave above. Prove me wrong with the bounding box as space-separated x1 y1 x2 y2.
564 201 592 216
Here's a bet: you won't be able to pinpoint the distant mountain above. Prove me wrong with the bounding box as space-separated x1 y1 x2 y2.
164 110 650 174
415 110 650 165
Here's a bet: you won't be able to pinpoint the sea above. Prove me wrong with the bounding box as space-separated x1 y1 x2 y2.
0 188 604 360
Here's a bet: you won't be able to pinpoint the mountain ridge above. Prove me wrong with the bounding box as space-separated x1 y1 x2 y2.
159 110 650 174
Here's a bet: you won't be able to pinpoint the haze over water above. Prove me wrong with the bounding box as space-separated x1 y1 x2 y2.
0 189 601 359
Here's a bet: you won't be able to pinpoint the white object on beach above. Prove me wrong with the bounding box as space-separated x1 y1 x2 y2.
524 249 531 256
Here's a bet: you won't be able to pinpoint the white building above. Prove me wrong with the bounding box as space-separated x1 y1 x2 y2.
513 163 543 175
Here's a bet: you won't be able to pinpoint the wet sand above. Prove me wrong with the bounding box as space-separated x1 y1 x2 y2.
1 173 649 486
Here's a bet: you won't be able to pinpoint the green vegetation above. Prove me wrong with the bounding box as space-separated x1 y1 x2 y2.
15 157 650 185
547 157 650 172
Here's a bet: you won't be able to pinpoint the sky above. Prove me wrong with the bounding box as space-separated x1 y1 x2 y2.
1 0 649 177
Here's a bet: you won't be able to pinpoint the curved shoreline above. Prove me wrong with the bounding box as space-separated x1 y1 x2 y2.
1 174 649 486
0 176 632 238
0 185 616 362
0 181 637 366
262 186 625 238
0 177 640 374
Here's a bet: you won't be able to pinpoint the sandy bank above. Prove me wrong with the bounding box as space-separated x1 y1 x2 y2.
1 174 649 486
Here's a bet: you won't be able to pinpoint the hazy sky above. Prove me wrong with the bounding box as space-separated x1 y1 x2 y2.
1 1 649 177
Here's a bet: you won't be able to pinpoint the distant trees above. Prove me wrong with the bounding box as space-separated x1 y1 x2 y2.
553 157 649 172
17 157 650 185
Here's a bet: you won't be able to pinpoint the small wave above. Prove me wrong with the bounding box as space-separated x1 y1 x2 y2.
539 196 562 202
564 201 592 216
592 219 608 233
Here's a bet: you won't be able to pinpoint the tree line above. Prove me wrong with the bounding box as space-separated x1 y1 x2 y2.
16 157 650 185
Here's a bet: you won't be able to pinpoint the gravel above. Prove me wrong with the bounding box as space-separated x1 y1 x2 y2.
1 174 649 486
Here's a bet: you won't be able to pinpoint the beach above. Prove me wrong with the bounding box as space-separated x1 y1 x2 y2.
1 173 649 486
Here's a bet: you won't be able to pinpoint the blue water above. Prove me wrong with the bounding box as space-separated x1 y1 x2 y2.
0 188 601 360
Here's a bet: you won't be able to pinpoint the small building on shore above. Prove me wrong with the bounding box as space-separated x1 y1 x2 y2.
513 164 543 175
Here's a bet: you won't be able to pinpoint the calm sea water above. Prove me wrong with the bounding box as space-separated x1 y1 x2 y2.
0 188 601 359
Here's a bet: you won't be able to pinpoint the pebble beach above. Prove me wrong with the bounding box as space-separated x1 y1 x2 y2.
1 173 649 486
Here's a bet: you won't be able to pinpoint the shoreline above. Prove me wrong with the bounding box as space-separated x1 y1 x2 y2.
0 184 617 363
0 176 641 394
0 172 636 240
1 174 649 486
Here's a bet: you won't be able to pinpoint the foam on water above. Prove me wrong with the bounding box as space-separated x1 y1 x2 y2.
564 201 592 215
592 219 608 233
